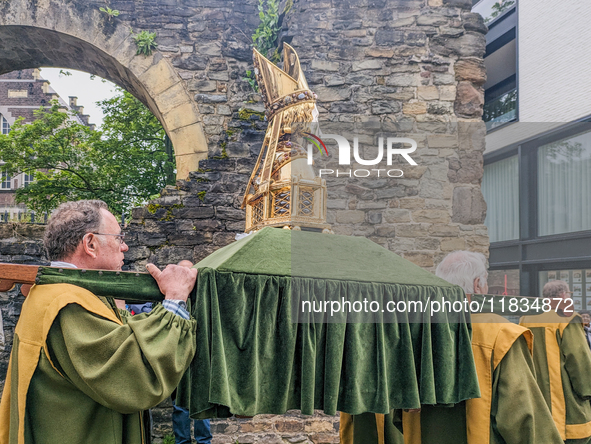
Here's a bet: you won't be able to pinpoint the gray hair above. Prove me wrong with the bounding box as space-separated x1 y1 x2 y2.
43 200 108 261
542 280 569 299
435 250 488 294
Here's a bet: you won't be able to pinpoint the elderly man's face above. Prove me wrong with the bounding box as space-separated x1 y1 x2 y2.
91 209 128 270
582 313 591 327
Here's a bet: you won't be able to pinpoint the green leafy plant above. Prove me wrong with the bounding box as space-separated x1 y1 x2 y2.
485 0 515 23
243 0 280 92
242 70 259 92
99 6 120 20
252 0 280 60
132 30 158 56
162 434 175 444
59 69 72 77
0 92 175 215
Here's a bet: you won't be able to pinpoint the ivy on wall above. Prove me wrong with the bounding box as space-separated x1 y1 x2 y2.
243 0 282 92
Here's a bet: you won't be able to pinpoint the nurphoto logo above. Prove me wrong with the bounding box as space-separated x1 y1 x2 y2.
305 134 419 178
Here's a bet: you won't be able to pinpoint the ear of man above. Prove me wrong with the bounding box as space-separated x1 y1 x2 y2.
82 233 100 259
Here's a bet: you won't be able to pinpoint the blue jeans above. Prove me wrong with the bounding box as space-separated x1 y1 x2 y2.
172 402 212 444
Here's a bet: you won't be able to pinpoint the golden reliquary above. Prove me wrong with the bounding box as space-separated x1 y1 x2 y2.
242 43 331 233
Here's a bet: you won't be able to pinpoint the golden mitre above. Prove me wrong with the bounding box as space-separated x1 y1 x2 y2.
242 43 331 233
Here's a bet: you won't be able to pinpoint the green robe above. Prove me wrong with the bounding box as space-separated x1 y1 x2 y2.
343 315 562 444
0 283 197 444
520 312 591 443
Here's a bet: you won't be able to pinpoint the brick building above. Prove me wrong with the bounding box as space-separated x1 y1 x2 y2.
0 68 92 220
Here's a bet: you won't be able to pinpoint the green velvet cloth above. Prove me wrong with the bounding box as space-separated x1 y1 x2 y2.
177 267 479 418
37 266 165 302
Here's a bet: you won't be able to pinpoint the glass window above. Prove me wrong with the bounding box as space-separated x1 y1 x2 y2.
0 114 10 135
482 155 519 242
488 269 520 296
539 269 591 312
1 172 11 189
538 130 591 236
23 172 34 186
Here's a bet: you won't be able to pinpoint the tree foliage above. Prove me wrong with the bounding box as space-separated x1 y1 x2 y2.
0 90 175 215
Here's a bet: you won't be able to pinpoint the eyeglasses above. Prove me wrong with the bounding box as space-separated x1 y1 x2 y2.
89 232 127 245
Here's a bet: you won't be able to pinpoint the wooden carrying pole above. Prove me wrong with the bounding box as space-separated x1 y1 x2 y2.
0 263 38 291
0 263 166 301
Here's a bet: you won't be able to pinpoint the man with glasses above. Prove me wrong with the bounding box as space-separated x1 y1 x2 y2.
520 280 591 444
0 200 198 444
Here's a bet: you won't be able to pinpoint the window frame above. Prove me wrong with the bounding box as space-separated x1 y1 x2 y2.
485 121 591 296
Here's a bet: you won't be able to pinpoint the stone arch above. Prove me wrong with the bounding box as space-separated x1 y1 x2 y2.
0 4 207 179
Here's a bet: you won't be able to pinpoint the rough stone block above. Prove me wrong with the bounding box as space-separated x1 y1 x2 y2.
155 82 191 115
371 100 401 114
375 30 405 45
412 209 450 223
395 223 430 238
216 105 232 115
454 58 486 85
365 48 395 58
216 207 245 221
173 207 215 219
314 86 352 102
163 102 201 131
311 60 340 72
398 198 425 210
345 73 375 86
462 12 488 34
445 32 486 58
454 81 484 118
448 150 483 184
352 60 383 71
375 225 396 237
357 201 387 210
404 31 427 46
417 13 448 26
170 122 208 157
324 75 345 86
194 94 227 103
188 79 217 92
430 86 452 103
427 134 457 148
386 74 419 87
335 210 365 224
452 186 487 224
432 73 455 85
418 86 439 101
403 252 434 268
403 102 427 115
139 59 181 97
168 232 213 246
209 71 229 81
383 209 411 223
441 237 466 251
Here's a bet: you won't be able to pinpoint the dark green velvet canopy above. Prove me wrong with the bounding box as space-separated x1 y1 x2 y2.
176 227 480 418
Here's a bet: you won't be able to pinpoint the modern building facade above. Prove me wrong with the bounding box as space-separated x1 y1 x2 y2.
0 68 92 220
474 0 591 308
